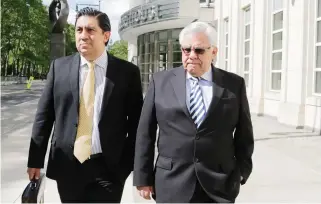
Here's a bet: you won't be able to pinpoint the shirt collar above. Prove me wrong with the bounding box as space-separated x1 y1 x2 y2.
80 51 108 69
186 67 212 82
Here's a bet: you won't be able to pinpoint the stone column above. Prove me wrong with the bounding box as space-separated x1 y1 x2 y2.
229 0 241 74
278 0 308 128
251 0 268 116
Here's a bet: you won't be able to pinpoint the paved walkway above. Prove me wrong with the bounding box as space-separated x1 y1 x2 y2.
1 82 320 203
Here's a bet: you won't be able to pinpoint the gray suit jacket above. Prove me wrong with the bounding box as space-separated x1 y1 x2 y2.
133 66 254 203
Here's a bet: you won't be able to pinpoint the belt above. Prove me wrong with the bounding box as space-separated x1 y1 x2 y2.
88 153 103 160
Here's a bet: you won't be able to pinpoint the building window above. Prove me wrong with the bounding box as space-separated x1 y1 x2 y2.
199 0 214 3
243 7 251 87
213 19 218 66
157 31 168 75
270 0 283 91
315 0 321 94
224 18 229 70
138 34 154 92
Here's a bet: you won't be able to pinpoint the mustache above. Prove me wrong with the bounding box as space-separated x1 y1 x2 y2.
79 40 89 43
186 61 202 64
79 42 90 45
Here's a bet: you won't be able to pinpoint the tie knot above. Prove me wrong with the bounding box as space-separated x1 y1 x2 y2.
190 77 201 85
88 61 95 70
190 77 200 88
190 77 200 82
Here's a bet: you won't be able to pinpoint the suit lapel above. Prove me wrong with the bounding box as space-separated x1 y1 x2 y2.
170 66 191 119
99 53 115 122
201 66 225 125
70 53 80 117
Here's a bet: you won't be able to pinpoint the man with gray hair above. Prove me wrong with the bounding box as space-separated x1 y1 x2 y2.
133 21 254 203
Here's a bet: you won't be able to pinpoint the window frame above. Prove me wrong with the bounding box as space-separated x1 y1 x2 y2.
243 6 251 88
313 0 321 95
270 4 284 92
224 18 229 71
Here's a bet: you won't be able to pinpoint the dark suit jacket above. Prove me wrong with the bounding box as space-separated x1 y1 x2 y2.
27 52 143 184
133 66 254 202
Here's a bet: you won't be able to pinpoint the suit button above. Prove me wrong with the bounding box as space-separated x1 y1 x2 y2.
69 145 73 149
195 136 200 140
194 158 199 163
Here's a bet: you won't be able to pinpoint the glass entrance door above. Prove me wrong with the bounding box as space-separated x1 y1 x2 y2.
137 29 183 92
157 42 168 72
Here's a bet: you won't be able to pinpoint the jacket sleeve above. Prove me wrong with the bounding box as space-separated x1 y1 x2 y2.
120 64 144 179
27 60 55 168
133 74 158 186
234 78 254 185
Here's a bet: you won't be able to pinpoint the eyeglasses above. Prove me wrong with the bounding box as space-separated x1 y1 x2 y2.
181 46 212 55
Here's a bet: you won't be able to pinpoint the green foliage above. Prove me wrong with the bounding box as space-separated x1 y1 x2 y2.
65 24 78 56
1 0 49 77
1 0 77 78
108 40 128 61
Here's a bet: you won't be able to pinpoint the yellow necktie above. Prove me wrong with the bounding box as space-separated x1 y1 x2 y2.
74 61 95 163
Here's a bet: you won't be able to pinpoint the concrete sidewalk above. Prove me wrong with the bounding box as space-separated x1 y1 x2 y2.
1 95 320 202
237 115 321 202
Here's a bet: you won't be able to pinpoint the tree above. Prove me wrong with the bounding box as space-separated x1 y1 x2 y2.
1 0 50 78
106 38 113 51
64 23 78 56
1 0 77 78
108 40 128 61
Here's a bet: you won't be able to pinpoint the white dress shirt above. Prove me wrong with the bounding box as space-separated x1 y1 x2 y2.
79 51 108 154
186 67 213 112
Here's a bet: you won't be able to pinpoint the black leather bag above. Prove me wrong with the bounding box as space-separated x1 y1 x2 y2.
21 173 46 203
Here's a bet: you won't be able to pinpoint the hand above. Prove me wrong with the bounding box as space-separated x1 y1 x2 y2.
27 168 41 180
137 186 154 200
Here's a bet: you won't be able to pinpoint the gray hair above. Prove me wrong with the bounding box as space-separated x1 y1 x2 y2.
179 22 217 47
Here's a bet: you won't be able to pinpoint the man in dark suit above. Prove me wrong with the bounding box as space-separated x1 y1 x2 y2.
27 7 143 203
134 22 254 203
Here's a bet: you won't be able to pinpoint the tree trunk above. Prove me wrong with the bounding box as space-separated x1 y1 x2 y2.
23 61 26 76
41 66 44 79
21 58 24 76
12 39 21 76
17 58 20 76
27 61 31 78
5 54 9 76
5 50 11 76
12 60 16 76
2 55 7 76
15 60 18 76
32 63 35 77
6 54 11 76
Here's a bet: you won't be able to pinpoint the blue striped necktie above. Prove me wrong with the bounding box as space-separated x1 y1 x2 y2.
189 77 206 128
